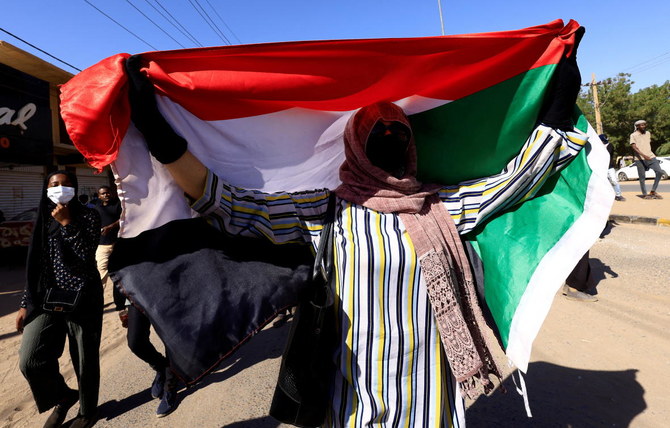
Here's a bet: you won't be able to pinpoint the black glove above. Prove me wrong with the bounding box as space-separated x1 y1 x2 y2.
539 26 585 131
125 55 187 164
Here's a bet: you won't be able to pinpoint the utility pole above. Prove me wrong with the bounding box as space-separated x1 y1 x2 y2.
591 73 603 134
437 0 445 36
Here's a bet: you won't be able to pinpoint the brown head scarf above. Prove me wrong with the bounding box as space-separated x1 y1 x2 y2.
335 102 501 398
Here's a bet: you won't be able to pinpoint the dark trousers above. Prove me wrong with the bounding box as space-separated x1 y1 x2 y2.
113 285 127 311
19 291 103 416
566 251 595 292
126 305 176 389
635 159 664 194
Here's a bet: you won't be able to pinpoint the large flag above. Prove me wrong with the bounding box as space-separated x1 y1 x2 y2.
60 19 612 377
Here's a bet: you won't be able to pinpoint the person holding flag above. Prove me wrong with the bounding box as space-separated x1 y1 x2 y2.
119 23 587 426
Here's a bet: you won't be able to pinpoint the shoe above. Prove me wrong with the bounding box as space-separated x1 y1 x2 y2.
615 196 626 201
156 388 177 418
70 412 98 428
650 191 663 199
642 194 654 200
43 389 78 428
562 285 598 302
151 369 165 399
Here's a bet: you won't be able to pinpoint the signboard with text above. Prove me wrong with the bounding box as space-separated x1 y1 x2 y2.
0 63 52 165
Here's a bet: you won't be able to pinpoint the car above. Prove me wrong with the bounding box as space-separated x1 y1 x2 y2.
616 158 670 181
0 208 38 248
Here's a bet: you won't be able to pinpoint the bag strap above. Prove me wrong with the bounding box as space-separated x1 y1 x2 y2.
313 193 337 282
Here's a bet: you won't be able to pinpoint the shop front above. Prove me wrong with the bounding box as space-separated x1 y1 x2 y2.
0 41 112 248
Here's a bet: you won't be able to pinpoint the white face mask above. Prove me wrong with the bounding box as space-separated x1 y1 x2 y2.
46 186 76 205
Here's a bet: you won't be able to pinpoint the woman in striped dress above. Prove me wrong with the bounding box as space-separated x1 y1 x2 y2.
125 48 586 425
184 103 586 428
128 83 585 427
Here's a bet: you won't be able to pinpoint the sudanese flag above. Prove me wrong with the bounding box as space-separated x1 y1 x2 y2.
60 19 612 381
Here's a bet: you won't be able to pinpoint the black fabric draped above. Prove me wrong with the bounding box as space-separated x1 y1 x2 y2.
108 218 315 384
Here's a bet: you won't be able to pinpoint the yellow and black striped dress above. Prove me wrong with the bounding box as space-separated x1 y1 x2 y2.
192 125 586 427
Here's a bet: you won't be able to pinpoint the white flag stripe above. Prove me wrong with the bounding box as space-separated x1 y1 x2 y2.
505 123 613 372
113 95 451 238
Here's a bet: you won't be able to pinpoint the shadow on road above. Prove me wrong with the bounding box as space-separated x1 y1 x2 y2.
96 321 289 423
599 220 617 239
467 362 646 427
590 257 619 284
97 388 155 422
179 321 289 399
221 416 281 427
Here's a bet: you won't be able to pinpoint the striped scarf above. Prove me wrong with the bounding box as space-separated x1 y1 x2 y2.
335 102 501 398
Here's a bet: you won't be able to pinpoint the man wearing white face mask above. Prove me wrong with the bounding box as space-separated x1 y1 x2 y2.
15 170 103 428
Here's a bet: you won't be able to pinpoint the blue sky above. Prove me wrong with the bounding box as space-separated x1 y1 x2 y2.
2 0 669 92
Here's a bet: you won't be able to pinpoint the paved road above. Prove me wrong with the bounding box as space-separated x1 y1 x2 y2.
619 181 670 193
2 223 669 427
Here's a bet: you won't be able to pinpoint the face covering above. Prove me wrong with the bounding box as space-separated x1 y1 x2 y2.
47 186 76 205
365 121 411 178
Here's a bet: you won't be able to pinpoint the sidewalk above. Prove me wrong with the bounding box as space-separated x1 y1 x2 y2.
609 190 670 226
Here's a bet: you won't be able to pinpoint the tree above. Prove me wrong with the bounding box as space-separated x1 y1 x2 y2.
577 74 670 157
630 82 670 155
580 73 634 158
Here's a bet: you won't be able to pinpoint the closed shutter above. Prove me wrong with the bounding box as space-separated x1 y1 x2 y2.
0 166 44 219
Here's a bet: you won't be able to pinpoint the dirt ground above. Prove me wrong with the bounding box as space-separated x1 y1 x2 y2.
1 221 668 428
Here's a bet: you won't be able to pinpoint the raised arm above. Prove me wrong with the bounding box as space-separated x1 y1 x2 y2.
124 55 329 244
442 125 587 234
126 55 207 200
444 26 588 234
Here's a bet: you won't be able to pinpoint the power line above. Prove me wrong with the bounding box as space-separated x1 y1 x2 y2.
204 0 242 44
142 0 200 47
83 0 157 50
190 0 230 44
632 56 670 75
125 0 186 49
0 27 82 72
623 50 670 73
187 0 230 45
153 0 204 47
195 0 231 44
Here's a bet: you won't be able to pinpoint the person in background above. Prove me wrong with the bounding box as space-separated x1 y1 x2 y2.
15 170 103 428
562 251 598 302
78 195 96 209
92 186 125 314
123 302 178 417
630 120 663 199
616 156 626 168
600 134 625 202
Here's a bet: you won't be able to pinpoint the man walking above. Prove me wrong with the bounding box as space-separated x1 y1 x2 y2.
630 120 663 199
93 186 125 310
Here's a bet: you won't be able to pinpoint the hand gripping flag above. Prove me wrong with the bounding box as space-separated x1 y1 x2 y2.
60 19 612 381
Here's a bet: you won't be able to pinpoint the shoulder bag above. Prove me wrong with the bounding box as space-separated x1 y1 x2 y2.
42 288 82 313
269 193 338 427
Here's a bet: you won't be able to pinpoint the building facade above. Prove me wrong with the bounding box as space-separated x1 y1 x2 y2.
0 41 110 246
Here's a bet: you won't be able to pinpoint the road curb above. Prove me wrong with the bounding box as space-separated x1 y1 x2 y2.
609 214 670 226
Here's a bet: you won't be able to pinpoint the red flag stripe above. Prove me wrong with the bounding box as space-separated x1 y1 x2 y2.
59 19 581 170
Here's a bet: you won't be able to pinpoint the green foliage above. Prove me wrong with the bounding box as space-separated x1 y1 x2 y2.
576 73 670 158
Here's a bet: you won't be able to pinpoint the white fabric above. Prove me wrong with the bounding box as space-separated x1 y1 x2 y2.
112 95 450 238
505 123 613 372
